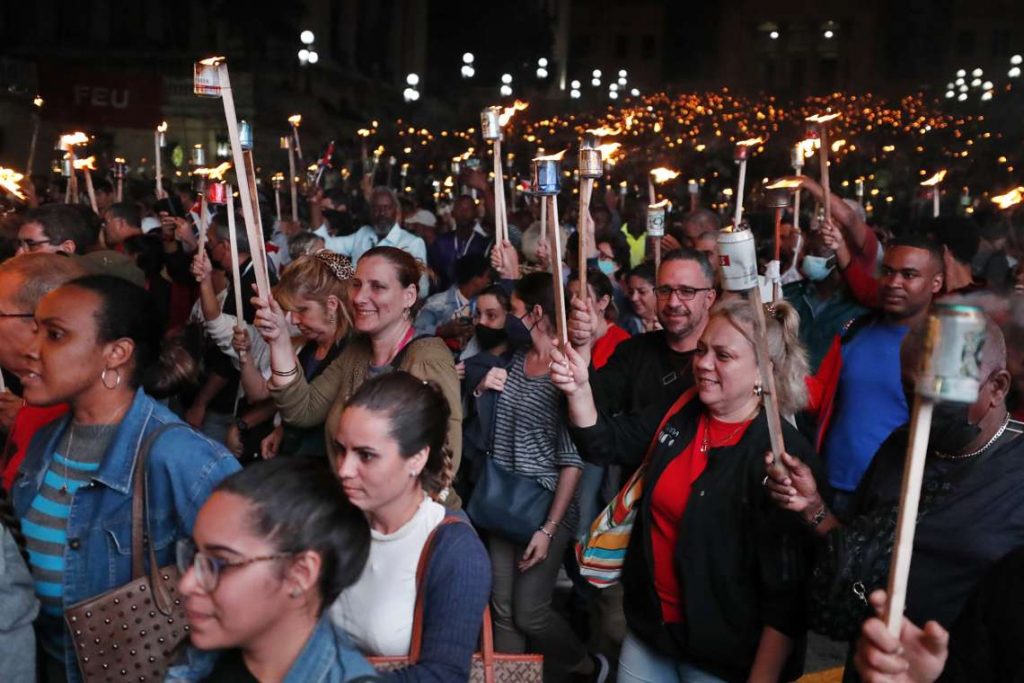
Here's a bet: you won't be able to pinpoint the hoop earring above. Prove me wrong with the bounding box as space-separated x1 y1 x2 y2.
101 368 121 390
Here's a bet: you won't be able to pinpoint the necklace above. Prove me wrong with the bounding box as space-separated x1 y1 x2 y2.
700 406 761 454
934 414 1010 460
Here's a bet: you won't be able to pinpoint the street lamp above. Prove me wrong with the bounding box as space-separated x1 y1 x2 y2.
298 31 318 66
300 30 314 45
461 53 475 79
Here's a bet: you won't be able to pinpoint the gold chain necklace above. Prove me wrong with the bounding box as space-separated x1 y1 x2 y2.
700 406 761 454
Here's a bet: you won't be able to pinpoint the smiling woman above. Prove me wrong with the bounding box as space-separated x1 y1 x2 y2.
258 247 464 506
10 275 240 683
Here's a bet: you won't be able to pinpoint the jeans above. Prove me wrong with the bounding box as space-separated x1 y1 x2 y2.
575 462 606 537
618 631 729 683
489 525 588 676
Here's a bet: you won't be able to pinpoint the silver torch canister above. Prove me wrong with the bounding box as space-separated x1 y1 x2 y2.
238 120 253 151
717 227 759 292
646 200 668 238
192 144 206 167
532 158 562 196
578 134 603 180
480 106 503 141
918 303 987 404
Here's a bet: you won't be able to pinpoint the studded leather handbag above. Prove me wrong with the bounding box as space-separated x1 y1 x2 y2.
64 424 190 683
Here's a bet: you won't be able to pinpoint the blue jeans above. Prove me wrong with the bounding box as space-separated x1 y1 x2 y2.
618 631 729 683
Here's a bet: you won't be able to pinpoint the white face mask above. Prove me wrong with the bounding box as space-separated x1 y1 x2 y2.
780 233 804 284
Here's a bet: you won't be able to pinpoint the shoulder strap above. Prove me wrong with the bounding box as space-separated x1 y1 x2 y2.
130 422 191 607
406 515 469 662
390 334 432 370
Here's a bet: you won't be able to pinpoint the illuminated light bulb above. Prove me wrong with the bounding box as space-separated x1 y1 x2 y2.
300 30 314 45
463 52 474 64
538 57 548 67
1010 66 1021 78
1012 55 1023 66
591 78 601 87
972 67 983 77
570 89 581 99
630 88 640 96
945 90 955 98
298 48 309 62
823 29 834 39
957 93 968 101
571 79 581 89
956 68 966 77
592 69 602 78
307 51 318 64
501 73 512 84
500 84 513 96
769 30 779 39
406 73 420 86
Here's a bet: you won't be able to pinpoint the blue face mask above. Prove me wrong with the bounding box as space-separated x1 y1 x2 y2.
597 259 617 277
801 254 835 281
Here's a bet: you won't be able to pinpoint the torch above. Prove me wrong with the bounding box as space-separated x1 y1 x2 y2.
288 114 304 162
194 162 232 256
790 142 811 232
688 179 700 212
532 150 569 346
992 187 1024 211
73 156 99 214
766 179 801 302
805 113 840 226
113 157 127 202
154 121 168 199
481 100 529 253
920 170 947 219
271 172 285 221
647 200 669 271
732 138 764 228
193 55 272 300
58 132 88 206
716 224 787 465
26 95 43 175
0 167 27 204
649 167 680 263
577 133 605 293
885 304 986 636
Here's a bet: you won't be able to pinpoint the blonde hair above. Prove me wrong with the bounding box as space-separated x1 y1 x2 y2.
274 254 352 335
707 297 809 415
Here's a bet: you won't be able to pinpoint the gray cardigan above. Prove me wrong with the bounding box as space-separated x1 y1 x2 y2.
0 525 38 683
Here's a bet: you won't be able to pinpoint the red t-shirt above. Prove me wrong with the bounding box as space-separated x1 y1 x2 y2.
2 403 69 490
592 323 631 369
649 413 752 623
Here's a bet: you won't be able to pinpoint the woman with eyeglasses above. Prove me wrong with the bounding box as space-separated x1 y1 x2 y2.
10 275 240 683
167 458 380 683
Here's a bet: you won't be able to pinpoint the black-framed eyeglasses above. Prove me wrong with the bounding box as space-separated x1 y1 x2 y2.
653 285 713 301
17 238 52 251
175 538 293 593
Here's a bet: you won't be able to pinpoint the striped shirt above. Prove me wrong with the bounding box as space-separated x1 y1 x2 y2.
22 424 114 652
491 349 584 532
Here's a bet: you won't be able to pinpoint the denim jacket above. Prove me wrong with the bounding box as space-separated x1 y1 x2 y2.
11 389 241 683
165 614 380 682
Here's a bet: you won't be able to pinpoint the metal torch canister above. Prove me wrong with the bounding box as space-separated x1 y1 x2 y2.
856 179 865 201
112 159 127 180
717 227 759 291
481 106 503 141
917 303 987 403
578 135 603 180
790 145 804 171
60 157 73 178
206 181 228 205
157 130 166 148
734 143 751 162
532 159 562 196
688 179 700 195
646 203 667 237
192 144 206 167
239 120 253 150
193 60 222 97
280 136 290 150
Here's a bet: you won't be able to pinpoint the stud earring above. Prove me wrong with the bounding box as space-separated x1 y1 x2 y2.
753 384 764 398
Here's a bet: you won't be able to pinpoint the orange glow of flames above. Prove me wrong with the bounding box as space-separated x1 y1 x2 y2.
649 167 680 183
648 199 670 210
992 187 1024 209
195 162 233 180
586 125 622 137
806 113 841 124
59 132 89 150
596 142 622 164
72 156 96 171
288 114 302 127
920 170 947 187
534 149 567 162
766 179 802 190
156 121 168 133
736 137 764 147
499 100 529 127
0 167 26 200
33 95 43 108
797 139 819 158
198 56 225 66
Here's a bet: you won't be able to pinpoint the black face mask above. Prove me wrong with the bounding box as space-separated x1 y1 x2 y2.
475 323 508 351
928 402 982 453
505 314 533 348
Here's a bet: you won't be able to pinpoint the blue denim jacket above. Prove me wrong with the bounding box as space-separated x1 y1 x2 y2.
11 389 241 683
165 614 380 682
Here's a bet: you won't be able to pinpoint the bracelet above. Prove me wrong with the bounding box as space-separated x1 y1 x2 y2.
272 366 299 378
807 504 828 528
537 526 554 540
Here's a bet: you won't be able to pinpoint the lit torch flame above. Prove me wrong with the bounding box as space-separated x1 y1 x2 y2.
797 139 819 158
920 170 947 187
649 199 670 210
33 95 44 108
805 113 841 124
59 132 89 150
498 100 529 127
586 125 623 137
766 179 803 190
533 150 567 162
156 121 168 133
194 162 233 181
736 137 764 148
831 139 847 152
0 167 26 200
649 167 680 184
288 114 302 127
198 56 225 66
72 156 96 171
992 187 1024 209
596 142 622 165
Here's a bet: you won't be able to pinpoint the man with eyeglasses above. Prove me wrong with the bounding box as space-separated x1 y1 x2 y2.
15 204 96 256
0 254 86 490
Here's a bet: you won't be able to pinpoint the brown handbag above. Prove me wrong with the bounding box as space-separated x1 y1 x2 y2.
369 517 544 683
63 424 190 683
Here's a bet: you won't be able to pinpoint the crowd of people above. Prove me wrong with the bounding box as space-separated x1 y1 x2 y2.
1 123 1024 683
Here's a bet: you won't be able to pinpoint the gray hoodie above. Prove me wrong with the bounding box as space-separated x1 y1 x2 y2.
0 525 38 683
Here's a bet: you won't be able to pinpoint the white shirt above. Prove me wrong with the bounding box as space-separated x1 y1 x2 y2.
331 496 446 656
314 222 430 296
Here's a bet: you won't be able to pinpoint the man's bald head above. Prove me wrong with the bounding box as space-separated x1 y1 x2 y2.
0 253 88 310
